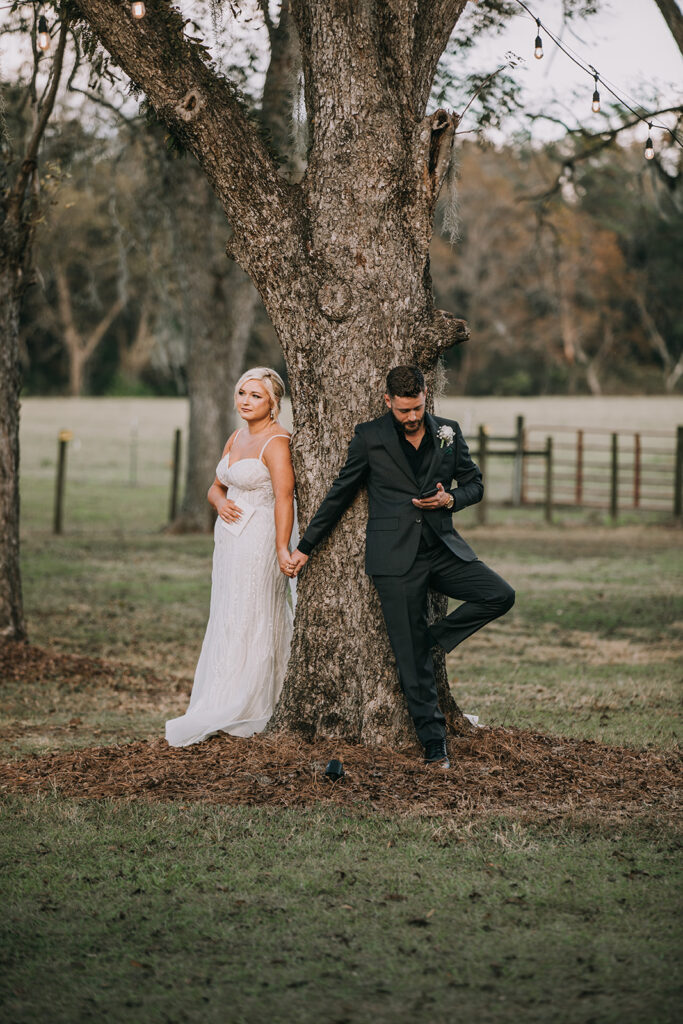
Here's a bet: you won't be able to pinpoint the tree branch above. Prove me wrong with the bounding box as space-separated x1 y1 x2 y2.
412 0 469 116
653 0 683 57
521 105 683 204
69 0 301 274
7 17 69 219
83 295 126 359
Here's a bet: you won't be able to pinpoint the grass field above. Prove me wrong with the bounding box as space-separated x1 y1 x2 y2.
2 398 682 1023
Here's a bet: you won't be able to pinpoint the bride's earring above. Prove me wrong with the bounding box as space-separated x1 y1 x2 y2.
270 409 275 420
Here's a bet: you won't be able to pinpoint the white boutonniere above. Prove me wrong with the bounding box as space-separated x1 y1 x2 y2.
437 425 455 449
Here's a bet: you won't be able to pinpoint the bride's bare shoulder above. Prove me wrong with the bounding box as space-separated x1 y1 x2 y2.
221 429 240 457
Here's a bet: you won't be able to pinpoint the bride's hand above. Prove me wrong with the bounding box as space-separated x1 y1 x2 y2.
218 497 243 523
277 546 294 577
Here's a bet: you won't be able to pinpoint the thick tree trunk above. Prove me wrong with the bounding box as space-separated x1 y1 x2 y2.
70 0 473 747
266 5 471 747
0 269 27 641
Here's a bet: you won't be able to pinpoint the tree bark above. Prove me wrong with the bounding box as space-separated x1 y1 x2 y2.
0 270 26 641
0 18 69 641
70 0 473 747
270 3 471 747
653 0 683 57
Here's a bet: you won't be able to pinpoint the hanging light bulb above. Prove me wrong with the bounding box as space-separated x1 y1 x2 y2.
644 124 655 160
592 74 601 113
131 0 146 18
534 19 543 60
37 15 50 51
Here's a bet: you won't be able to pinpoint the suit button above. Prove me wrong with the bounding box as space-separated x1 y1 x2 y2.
415 517 422 524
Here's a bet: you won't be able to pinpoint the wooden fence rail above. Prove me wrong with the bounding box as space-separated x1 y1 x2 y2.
467 419 682 523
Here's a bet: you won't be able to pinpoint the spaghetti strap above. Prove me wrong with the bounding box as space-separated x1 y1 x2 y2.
259 433 290 461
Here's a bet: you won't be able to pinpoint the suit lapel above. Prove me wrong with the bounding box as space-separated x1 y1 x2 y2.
379 413 419 488
421 413 446 486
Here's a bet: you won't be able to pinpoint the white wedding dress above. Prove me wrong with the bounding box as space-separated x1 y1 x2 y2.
165 433 294 747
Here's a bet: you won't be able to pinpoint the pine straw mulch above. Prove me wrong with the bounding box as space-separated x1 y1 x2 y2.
1 641 680 821
1 728 681 823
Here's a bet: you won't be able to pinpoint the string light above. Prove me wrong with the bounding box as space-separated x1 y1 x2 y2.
591 74 601 114
533 18 543 60
513 0 682 159
644 125 655 160
130 0 145 18
37 14 49 50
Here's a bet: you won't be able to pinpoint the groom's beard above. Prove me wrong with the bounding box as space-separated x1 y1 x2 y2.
391 412 425 436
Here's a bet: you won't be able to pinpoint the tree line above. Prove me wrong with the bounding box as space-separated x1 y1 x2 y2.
17 114 682 402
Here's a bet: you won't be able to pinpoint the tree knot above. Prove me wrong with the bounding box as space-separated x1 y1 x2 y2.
424 108 459 200
175 88 205 123
316 280 355 322
415 310 470 362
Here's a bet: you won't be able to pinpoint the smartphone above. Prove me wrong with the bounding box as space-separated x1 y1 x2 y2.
419 486 438 499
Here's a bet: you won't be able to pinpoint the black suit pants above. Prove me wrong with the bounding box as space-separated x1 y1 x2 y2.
372 540 515 746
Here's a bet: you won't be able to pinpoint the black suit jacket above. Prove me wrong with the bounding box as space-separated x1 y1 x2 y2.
300 412 483 576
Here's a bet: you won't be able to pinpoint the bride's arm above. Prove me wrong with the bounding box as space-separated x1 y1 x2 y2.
207 431 241 520
263 437 295 572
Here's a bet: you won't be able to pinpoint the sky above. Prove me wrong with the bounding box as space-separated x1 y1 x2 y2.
458 0 682 142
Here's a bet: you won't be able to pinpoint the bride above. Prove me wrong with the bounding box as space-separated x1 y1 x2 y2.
166 367 296 747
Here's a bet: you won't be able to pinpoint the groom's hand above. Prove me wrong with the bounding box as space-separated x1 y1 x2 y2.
412 482 451 509
288 549 309 576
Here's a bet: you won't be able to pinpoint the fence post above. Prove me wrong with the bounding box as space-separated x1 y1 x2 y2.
477 425 488 525
610 432 618 522
129 417 138 488
511 415 524 506
633 433 641 509
575 429 583 506
169 428 182 523
544 436 553 524
674 426 683 521
53 429 72 535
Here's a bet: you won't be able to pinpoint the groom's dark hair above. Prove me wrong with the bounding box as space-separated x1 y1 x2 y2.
386 365 425 398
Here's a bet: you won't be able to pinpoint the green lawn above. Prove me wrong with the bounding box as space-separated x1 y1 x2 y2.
1 799 680 1024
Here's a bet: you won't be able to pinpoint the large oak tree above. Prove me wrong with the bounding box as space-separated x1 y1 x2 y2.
62 0 475 747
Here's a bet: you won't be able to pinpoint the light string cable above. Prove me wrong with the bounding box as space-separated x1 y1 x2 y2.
513 0 683 150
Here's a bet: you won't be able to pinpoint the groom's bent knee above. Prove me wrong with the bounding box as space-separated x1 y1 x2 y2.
491 583 515 614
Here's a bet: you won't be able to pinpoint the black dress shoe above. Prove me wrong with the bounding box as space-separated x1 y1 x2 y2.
424 738 450 768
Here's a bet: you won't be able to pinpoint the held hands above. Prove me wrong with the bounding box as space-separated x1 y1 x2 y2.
277 546 297 578
282 548 309 578
412 482 452 510
217 497 243 524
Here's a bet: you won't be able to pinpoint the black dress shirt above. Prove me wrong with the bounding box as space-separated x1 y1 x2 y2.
392 414 433 485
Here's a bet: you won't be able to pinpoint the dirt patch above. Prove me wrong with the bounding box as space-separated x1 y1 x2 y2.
1 727 679 822
461 622 683 668
0 640 187 696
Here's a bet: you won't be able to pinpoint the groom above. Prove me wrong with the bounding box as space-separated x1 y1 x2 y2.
288 366 515 767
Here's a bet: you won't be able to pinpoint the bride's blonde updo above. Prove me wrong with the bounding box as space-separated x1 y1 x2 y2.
234 366 286 419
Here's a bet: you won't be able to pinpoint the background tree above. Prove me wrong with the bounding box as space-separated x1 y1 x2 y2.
1 8 69 640
170 0 300 532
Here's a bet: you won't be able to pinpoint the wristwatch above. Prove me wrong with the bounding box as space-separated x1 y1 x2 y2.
445 492 455 510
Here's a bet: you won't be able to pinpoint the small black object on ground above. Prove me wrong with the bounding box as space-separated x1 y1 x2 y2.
324 759 344 781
